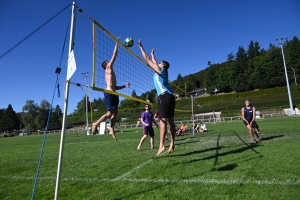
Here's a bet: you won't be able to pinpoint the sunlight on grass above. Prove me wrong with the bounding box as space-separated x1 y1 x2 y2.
0 117 300 199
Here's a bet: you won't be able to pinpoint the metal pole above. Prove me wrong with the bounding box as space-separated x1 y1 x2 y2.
82 72 89 134
277 38 294 115
191 95 194 136
55 2 77 200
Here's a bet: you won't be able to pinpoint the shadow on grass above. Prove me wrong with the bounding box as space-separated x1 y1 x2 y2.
212 163 238 171
260 134 284 141
113 182 170 200
172 131 262 165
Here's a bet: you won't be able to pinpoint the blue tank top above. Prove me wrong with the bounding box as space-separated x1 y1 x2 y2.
153 68 173 96
244 106 254 122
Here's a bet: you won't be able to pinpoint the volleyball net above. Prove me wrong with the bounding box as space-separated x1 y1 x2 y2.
92 20 191 112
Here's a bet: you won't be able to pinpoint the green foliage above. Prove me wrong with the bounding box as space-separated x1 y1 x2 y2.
191 36 300 93
0 104 20 132
74 95 91 114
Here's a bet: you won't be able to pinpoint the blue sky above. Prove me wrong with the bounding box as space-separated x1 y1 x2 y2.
1 0 299 114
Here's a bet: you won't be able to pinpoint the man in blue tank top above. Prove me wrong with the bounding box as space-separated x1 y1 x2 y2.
138 39 176 156
241 99 261 143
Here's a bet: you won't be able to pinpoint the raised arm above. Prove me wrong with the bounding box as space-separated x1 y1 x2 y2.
109 36 121 67
151 48 158 65
138 39 161 73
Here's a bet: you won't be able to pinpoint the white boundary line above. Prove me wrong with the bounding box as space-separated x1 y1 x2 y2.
113 138 191 180
113 159 154 181
1 176 299 185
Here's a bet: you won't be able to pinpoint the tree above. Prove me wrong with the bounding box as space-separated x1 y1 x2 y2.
74 96 90 114
22 100 39 131
34 100 51 130
247 41 260 59
53 105 63 117
226 53 235 62
92 97 106 112
49 109 62 130
0 104 20 132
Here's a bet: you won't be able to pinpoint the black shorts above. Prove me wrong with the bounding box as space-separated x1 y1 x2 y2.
158 93 175 118
143 126 154 137
243 120 259 129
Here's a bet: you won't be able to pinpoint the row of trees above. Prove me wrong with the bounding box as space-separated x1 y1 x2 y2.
0 101 63 133
173 36 300 95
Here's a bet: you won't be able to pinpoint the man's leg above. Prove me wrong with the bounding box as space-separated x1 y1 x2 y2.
247 125 256 143
150 136 154 149
167 117 176 154
109 109 118 140
157 118 167 156
137 135 147 150
92 111 111 134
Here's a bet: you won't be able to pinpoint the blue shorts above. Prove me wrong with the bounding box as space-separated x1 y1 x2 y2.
104 92 119 111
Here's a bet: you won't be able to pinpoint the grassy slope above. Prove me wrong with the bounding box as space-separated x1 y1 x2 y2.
68 86 300 125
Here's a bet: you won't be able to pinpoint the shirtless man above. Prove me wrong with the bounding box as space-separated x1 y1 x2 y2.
92 37 130 140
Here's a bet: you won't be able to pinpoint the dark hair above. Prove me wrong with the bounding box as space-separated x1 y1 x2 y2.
245 99 252 105
144 104 150 111
102 60 108 69
161 60 170 70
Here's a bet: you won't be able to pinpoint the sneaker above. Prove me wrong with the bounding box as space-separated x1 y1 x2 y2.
253 139 257 144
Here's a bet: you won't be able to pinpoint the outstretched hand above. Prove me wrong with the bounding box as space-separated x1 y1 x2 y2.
138 39 142 47
151 48 155 55
125 82 130 88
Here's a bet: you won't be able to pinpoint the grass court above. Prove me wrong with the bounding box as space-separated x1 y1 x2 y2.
0 117 299 199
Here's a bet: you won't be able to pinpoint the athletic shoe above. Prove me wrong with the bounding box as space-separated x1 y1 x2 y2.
253 139 257 144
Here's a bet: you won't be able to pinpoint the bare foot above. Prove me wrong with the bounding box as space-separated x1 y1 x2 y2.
156 146 166 156
168 146 175 154
137 145 141 150
109 131 117 141
92 123 98 134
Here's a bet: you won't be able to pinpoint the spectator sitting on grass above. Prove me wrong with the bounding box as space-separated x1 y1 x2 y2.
180 124 189 133
193 122 199 132
199 122 208 132
175 126 182 136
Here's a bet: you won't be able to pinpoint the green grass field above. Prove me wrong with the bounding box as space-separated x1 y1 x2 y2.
1 117 300 200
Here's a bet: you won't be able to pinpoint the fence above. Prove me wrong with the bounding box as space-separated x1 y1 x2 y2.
11 111 298 136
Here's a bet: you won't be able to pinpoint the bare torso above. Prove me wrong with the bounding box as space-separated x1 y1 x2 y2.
105 66 116 90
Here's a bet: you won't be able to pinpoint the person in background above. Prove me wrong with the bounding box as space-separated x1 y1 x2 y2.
193 122 199 132
199 122 208 132
137 104 159 150
241 99 261 143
